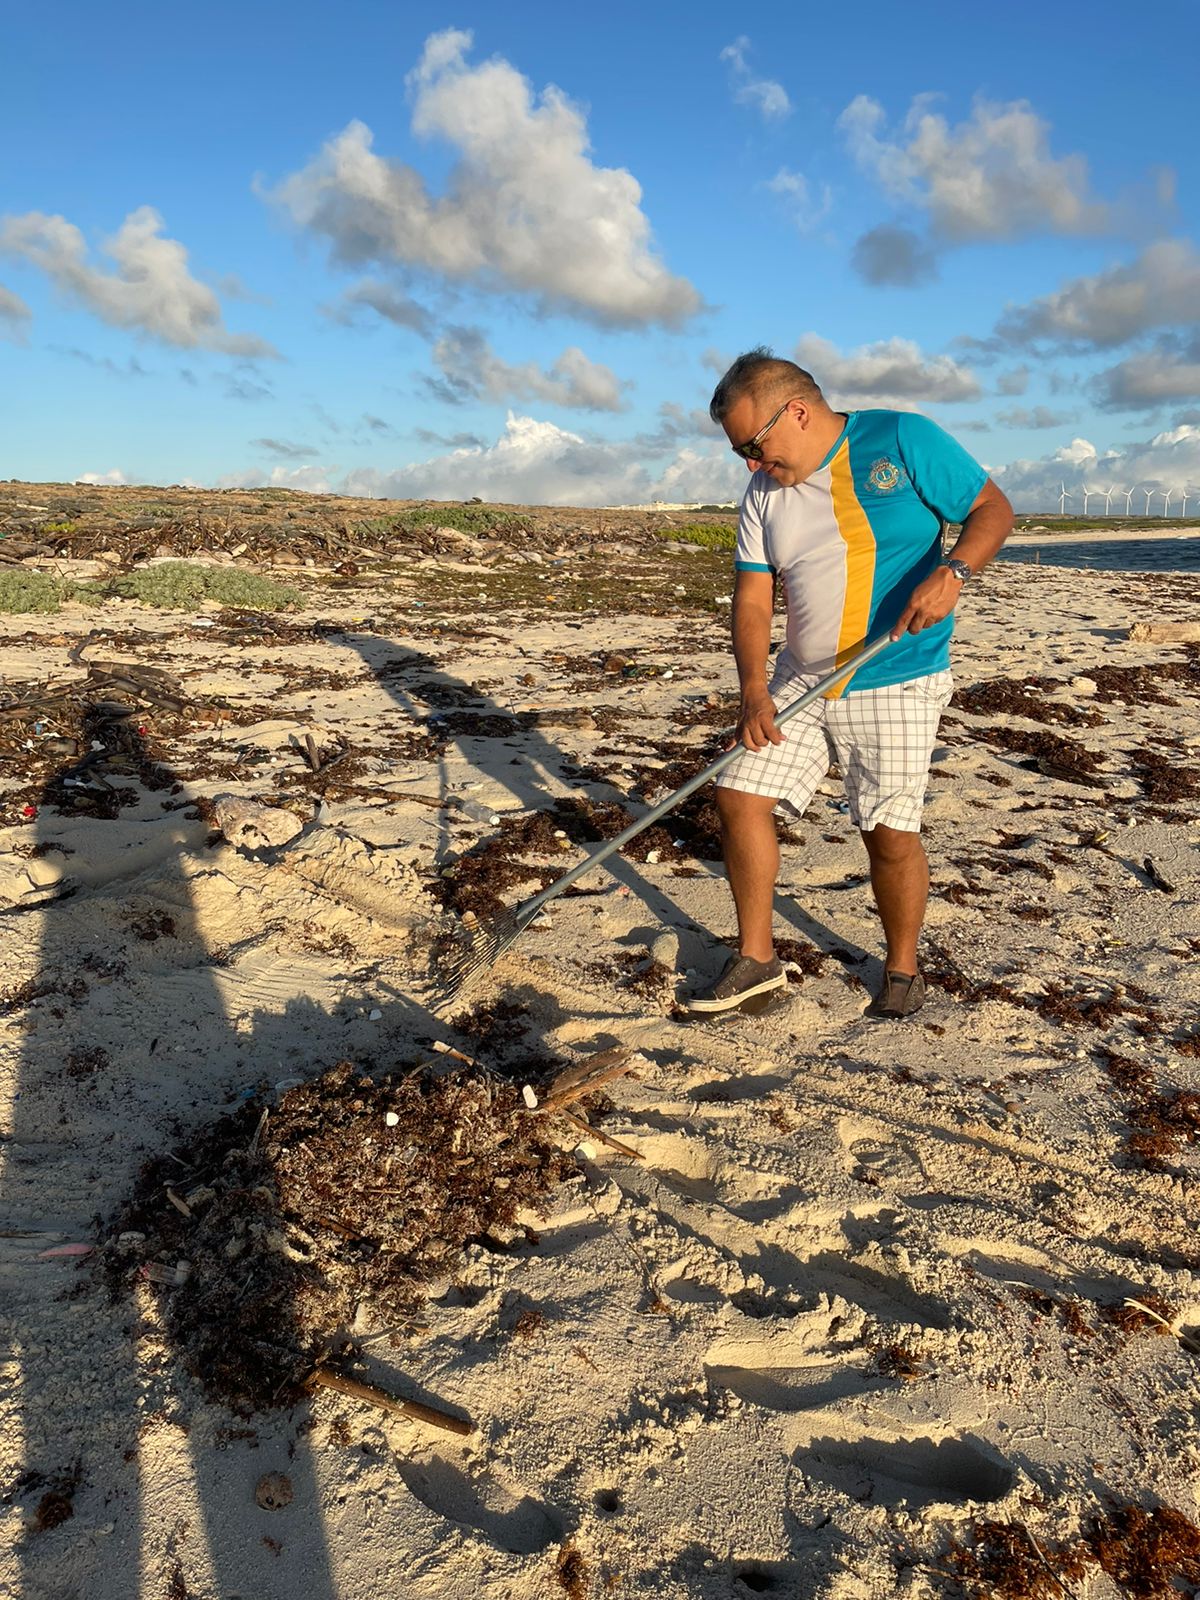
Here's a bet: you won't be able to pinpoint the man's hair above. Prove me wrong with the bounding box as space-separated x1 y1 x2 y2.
709 347 823 425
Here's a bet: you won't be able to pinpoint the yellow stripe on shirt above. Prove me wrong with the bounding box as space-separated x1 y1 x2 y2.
825 441 877 697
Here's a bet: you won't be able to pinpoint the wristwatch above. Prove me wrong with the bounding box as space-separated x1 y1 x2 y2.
944 558 972 584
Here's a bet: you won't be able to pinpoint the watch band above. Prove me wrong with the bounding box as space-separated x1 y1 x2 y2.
945 558 971 583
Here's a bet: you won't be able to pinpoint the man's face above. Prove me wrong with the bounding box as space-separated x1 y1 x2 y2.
722 393 817 488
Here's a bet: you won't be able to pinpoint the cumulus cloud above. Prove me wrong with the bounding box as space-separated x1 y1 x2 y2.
325 278 433 335
849 223 937 286
766 169 832 232
996 239 1200 349
995 406 1075 429
992 422 1200 510
1090 338 1200 409
267 29 701 328
795 334 981 408
996 365 1030 395
0 207 276 356
423 325 629 411
217 462 335 493
339 412 747 508
0 282 30 331
74 468 129 486
838 93 1110 242
720 38 791 121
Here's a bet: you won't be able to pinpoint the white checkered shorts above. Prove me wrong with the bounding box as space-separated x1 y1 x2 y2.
717 666 954 832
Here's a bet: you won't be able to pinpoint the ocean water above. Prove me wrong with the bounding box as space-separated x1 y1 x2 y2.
997 536 1200 573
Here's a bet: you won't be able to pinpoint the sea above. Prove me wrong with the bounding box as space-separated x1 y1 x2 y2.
997 535 1200 573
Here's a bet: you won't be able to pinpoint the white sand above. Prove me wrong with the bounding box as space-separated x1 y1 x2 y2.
2 553 1199 1599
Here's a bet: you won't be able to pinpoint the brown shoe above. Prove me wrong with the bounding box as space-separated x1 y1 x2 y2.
685 954 785 1014
865 970 926 1020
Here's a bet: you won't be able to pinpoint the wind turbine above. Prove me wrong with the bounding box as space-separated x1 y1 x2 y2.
1081 486 1095 515
1161 487 1174 516
1124 486 1136 515
1181 487 1191 517
1103 484 1116 515
1143 488 1155 514
1057 482 1072 514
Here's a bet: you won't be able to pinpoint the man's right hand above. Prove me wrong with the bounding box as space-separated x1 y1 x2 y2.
732 691 785 752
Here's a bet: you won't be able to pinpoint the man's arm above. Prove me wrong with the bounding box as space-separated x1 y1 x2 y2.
892 479 1013 638
730 568 782 751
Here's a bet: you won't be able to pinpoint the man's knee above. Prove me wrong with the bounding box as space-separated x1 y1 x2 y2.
860 823 924 866
717 786 778 830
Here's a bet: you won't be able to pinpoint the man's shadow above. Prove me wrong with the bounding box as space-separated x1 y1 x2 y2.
4 712 344 1600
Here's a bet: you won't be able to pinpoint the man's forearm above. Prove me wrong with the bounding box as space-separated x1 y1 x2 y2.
732 601 773 695
947 495 1013 576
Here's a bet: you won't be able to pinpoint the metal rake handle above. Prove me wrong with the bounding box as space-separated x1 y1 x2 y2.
515 632 894 921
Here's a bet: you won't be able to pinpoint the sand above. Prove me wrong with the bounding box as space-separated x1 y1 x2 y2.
2 531 1200 1600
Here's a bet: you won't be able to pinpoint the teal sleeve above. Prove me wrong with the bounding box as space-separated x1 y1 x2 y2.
896 413 988 524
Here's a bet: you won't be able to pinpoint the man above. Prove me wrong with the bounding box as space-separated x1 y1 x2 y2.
686 348 1012 1021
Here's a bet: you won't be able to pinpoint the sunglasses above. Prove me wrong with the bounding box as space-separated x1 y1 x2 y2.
733 396 801 461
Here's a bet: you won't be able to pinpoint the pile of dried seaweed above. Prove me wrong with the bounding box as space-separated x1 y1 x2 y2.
944 1503 1200 1598
99 1061 576 1413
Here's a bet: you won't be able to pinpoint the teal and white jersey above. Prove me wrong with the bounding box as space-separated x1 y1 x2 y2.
734 409 987 694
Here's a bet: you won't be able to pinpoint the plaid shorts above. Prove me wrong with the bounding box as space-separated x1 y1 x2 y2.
716 666 954 832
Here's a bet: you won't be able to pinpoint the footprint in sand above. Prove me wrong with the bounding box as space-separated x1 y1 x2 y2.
395 1454 563 1555
836 1116 925 1186
792 1430 1014 1509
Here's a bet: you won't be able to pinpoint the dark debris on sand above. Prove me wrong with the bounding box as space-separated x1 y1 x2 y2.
99 1061 575 1413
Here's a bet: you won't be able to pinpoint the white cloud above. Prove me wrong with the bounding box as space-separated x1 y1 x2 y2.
849 224 936 286
251 437 319 459
425 326 629 411
268 29 701 329
795 333 981 407
995 406 1075 429
326 278 433 334
838 93 1109 242
996 239 1200 348
74 468 129 485
1090 340 1200 409
216 462 335 493
992 423 1200 509
766 169 832 232
720 38 791 121
339 412 746 507
0 282 30 330
0 208 276 356
996 365 1030 395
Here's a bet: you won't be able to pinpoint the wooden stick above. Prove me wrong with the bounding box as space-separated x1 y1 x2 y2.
541 1047 635 1111
553 1106 643 1161
304 733 322 773
431 1039 481 1068
1124 1297 1200 1354
307 1364 473 1435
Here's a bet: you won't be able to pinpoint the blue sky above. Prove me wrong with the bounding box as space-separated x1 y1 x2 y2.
2 0 1198 510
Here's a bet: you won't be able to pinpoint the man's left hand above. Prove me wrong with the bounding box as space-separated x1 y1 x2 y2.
891 565 963 639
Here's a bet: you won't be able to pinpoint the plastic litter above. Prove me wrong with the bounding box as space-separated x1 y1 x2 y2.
385 1111 400 1127
522 1084 539 1109
36 1243 93 1259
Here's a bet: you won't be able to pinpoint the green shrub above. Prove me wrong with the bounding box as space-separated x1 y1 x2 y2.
0 571 71 614
107 563 303 610
357 504 527 539
660 523 736 551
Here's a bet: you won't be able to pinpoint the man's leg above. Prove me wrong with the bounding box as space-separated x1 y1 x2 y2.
860 824 927 976
716 786 781 962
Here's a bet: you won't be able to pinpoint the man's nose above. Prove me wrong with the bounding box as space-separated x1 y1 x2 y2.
746 458 757 472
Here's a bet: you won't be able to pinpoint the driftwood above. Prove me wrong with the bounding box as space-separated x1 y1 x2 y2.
1128 621 1200 643
553 1107 643 1161
306 1365 474 1435
541 1046 636 1111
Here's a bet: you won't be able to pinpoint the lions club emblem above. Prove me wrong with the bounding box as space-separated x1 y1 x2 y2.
866 456 902 493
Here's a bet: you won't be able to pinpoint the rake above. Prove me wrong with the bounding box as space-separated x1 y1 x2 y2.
432 632 895 1009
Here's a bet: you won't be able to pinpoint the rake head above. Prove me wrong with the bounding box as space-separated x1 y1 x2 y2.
426 906 534 1013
